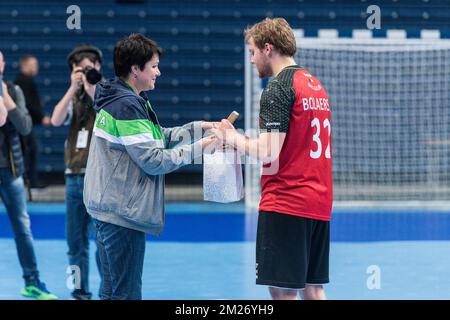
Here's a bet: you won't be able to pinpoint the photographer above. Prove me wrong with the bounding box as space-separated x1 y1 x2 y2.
50 44 102 300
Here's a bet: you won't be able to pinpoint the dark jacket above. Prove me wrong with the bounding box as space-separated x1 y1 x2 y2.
64 87 97 174
14 73 44 125
0 82 33 176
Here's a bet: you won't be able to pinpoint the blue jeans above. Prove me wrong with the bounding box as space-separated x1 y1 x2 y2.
0 168 39 284
65 174 100 294
93 218 146 300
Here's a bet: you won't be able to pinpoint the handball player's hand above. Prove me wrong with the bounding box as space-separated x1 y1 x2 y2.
210 119 237 145
219 118 236 130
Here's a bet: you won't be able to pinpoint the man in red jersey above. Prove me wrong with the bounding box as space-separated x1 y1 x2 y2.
211 18 333 300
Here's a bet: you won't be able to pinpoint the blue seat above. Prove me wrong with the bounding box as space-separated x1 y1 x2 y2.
2 0 449 173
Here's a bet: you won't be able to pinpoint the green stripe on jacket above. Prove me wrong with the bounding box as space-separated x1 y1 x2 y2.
95 108 163 140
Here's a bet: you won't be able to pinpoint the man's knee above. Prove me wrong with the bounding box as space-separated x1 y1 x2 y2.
269 287 298 300
302 285 326 300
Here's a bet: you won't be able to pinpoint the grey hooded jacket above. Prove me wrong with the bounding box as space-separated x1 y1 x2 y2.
83 78 203 235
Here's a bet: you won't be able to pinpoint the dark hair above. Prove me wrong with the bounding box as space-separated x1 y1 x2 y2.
67 44 103 71
113 33 163 78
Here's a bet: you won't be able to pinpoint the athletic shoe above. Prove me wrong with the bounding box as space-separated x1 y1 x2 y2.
71 289 92 300
21 282 58 300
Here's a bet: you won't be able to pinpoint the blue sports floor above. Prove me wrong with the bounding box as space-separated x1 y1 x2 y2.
2 203 450 300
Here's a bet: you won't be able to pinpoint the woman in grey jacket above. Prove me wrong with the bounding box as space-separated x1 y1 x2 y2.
83 33 217 300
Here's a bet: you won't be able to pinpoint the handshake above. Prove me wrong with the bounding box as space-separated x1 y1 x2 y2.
200 111 239 154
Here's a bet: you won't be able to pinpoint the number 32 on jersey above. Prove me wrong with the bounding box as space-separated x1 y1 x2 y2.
310 118 331 159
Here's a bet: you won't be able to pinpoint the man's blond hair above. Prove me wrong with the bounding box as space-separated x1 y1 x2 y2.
244 17 296 57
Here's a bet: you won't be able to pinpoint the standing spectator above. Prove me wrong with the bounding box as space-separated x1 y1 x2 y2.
14 54 51 188
50 45 103 300
0 50 57 300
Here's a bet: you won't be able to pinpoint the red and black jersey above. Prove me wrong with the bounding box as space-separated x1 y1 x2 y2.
259 65 333 221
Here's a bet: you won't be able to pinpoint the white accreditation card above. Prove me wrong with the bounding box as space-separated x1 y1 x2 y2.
76 128 89 149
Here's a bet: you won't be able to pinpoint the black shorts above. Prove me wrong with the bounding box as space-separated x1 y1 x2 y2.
256 211 330 289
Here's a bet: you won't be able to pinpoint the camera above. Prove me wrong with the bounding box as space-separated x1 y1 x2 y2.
75 66 102 85
67 45 104 85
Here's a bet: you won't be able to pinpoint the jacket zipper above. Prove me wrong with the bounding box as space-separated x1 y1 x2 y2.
8 150 16 177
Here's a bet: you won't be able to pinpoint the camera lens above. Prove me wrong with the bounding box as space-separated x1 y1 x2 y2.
84 66 102 85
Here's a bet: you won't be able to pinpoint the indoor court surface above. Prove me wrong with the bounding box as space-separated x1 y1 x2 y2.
1 0 450 303
1 203 450 300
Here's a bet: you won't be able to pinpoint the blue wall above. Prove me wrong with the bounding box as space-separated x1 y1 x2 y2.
2 203 450 241
1 0 449 173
